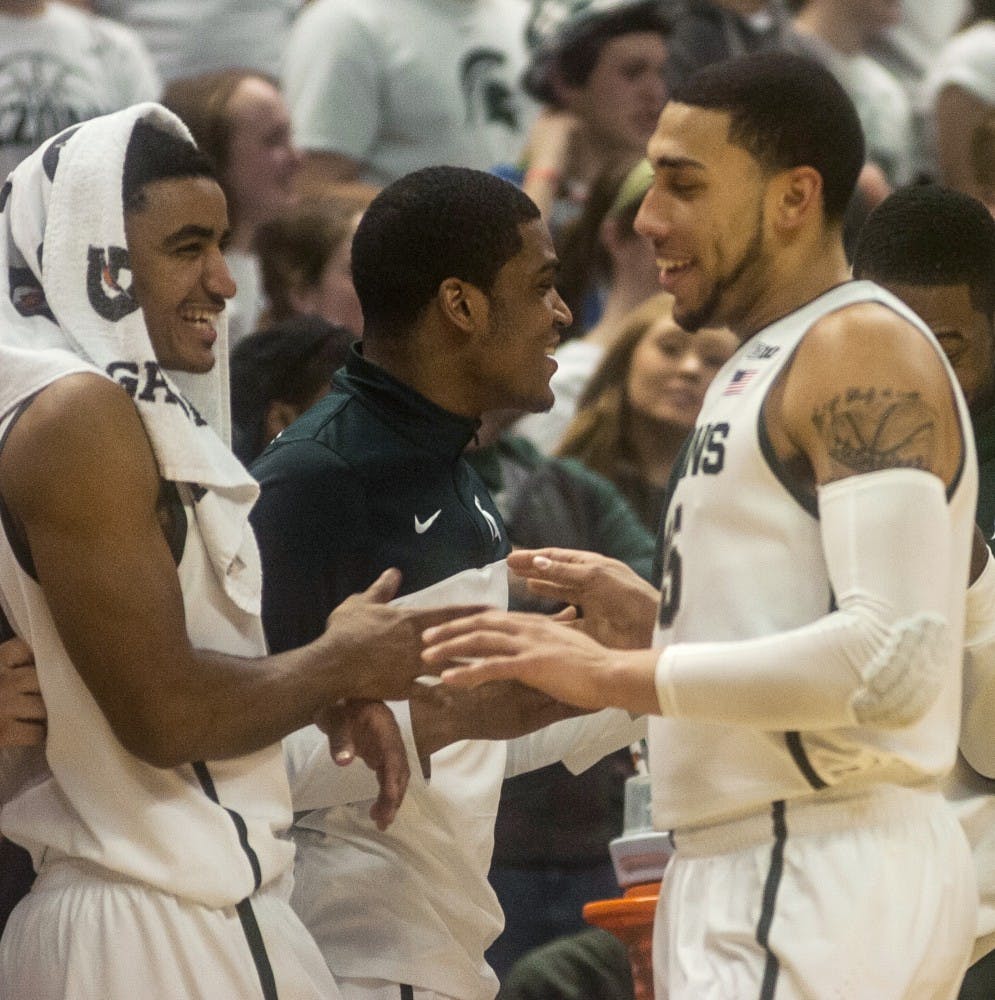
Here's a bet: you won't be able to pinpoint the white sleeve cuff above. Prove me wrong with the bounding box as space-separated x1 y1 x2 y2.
654 648 677 717
284 700 423 812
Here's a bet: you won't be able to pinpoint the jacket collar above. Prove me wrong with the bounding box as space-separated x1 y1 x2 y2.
338 343 480 459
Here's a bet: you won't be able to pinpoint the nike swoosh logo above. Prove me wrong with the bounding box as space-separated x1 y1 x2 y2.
414 510 442 534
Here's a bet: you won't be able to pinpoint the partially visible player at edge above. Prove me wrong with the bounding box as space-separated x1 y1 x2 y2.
0 106 479 999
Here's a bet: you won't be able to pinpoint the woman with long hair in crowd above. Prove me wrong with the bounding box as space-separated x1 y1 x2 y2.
557 292 739 531
162 68 303 345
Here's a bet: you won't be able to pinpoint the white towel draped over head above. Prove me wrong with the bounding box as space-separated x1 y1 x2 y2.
0 103 262 615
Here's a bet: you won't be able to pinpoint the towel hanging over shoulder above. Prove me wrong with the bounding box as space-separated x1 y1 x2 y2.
0 103 262 615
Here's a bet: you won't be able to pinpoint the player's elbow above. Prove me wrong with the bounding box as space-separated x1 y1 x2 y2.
848 612 949 729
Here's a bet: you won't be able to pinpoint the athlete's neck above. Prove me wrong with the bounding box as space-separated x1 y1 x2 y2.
361 335 482 421
734 233 851 342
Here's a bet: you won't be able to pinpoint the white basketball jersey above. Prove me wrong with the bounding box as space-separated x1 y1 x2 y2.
0 443 294 908
649 281 977 833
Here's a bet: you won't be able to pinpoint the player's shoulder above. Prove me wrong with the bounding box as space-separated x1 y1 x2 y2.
776 290 957 431
9 371 138 442
258 386 360 458
799 296 938 374
809 294 918 336
251 392 369 497
1 373 158 519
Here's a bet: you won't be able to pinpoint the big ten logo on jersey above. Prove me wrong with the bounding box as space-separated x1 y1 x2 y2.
107 360 207 426
674 422 729 483
744 340 779 361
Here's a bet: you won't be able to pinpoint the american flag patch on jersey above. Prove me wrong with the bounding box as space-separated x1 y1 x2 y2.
723 369 758 395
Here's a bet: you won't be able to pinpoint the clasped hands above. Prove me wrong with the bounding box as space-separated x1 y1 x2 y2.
420 548 661 711
320 550 658 826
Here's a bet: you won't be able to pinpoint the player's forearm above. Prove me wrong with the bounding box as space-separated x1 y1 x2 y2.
408 687 463 760
409 682 582 758
126 641 361 767
595 651 662 717
654 604 943 730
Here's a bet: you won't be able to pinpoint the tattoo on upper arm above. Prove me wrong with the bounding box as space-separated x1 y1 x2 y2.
811 387 937 475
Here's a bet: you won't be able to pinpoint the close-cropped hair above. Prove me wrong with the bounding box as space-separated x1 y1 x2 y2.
852 184 995 318
670 52 865 222
351 166 541 336
122 119 217 213
556 291 673 477
230 315 353 465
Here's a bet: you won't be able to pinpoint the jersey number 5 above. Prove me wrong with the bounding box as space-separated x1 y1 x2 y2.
658 503 682 628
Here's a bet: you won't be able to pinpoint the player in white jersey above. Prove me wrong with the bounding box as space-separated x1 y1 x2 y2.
0 106 481 998
422 53 979 998
851 183 995 1000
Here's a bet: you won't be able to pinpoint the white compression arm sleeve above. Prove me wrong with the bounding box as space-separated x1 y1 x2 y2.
962 545 995 777
655 468 954 730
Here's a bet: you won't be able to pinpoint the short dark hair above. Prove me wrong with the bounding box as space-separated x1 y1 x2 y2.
229 315 354 464
122 119 217 213
351 166 541 336
852 184 995 318
967 0 995 27
671 52 865 222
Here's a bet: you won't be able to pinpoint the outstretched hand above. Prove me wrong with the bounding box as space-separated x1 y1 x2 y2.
314 699 409 830
421 609 658 714
320 568 489 702
508 548 659 650
0 637 45 748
